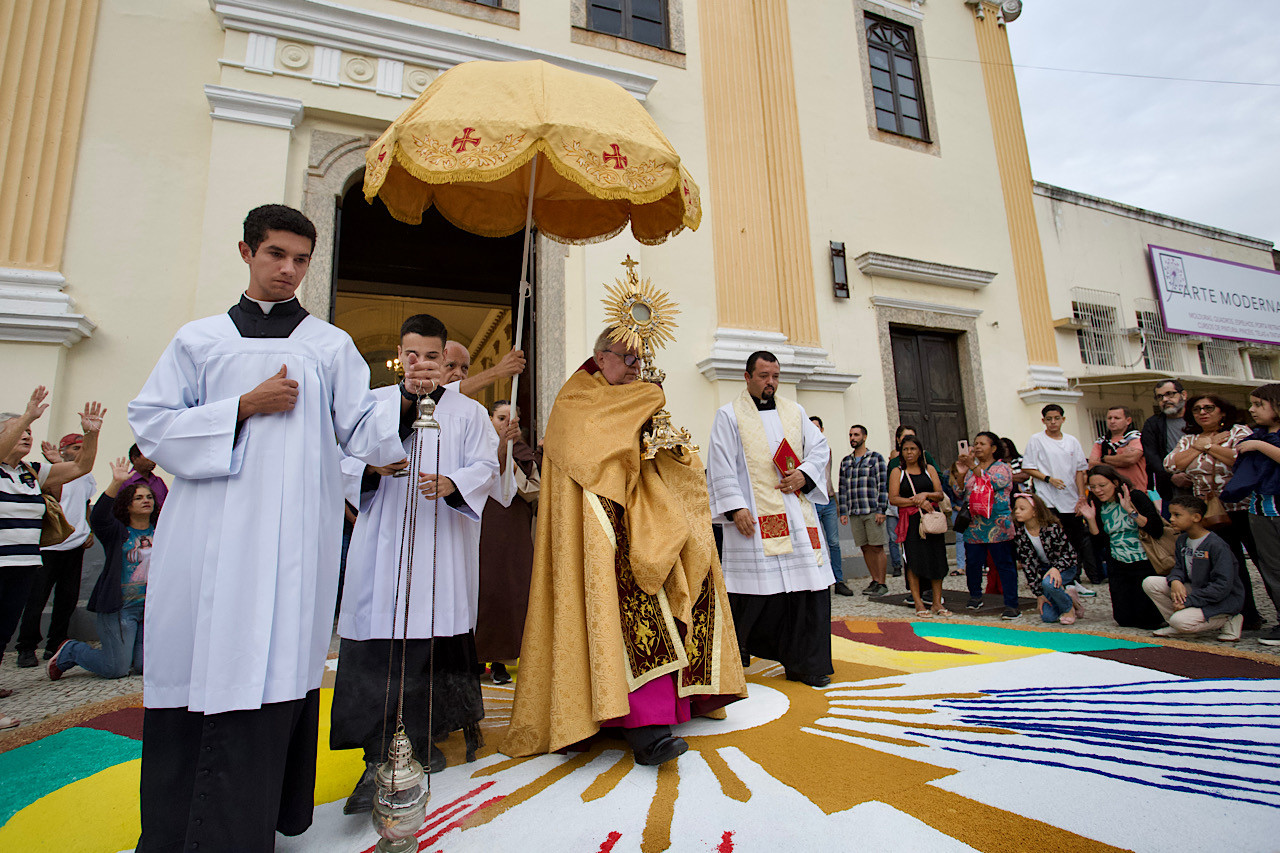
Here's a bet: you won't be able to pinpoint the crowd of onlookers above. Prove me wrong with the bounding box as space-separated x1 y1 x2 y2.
6 374 1280 732
0 388 166 730
832 378 1280 648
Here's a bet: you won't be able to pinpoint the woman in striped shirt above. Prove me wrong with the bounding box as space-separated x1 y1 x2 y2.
0 387 104 729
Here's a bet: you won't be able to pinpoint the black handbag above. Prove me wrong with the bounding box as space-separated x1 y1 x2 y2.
953 504 972 534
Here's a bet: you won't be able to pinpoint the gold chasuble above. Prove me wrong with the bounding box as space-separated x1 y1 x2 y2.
502 363 746 757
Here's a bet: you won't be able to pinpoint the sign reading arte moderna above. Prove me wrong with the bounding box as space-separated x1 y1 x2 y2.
1149 245 1280 346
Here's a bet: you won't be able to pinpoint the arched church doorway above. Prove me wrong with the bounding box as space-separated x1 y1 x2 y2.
332 176 536 431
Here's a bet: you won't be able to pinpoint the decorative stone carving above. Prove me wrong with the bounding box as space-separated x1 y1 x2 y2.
278 42 311 70
405 68 433 94
345 56 375 84
0 268 95 347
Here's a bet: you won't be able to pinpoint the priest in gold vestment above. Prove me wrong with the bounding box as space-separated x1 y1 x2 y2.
502 328 746 766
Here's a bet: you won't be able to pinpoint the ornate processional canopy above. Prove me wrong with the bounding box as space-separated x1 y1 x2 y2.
601 256 699 460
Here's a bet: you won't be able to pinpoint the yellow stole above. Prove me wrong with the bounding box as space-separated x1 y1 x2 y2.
731 390 823 562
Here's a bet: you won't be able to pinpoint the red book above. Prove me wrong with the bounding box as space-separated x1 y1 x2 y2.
773 438 802 477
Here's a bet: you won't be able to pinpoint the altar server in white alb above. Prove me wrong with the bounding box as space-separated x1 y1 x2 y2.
127 205 407 853
331 313 499 816
708 350 834 687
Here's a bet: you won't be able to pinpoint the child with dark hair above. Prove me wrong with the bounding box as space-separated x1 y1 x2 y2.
1012 493 1083 624
1142 495 1245 641
1223 383 1280 645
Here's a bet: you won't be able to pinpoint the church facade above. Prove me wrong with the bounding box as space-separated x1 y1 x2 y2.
1 0 1273 478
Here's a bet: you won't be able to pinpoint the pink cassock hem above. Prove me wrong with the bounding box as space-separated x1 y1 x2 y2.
601 674 691 728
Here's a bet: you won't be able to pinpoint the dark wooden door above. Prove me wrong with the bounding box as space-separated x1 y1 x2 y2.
890 328 968 473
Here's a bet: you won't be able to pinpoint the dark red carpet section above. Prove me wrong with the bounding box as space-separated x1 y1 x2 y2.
831 620 974 654
79 706 145 741
1079 646 1280 679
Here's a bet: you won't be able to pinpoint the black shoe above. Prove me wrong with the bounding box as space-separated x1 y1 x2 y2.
16 651 37 668
1001 607 1021 620
42 648 57 661
785 671 831 688
343 762 378 815
871 583 890 596
833 582 854 596
1258 625 1280 646
426 742 447 773
491 662 511 685
890 565 903 577
861 581 879 595
626 725 688 766
921 592 933 605
966 597 984 610
740 652 751 667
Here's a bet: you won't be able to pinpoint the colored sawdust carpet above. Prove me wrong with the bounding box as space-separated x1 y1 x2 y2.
3 621 1279 852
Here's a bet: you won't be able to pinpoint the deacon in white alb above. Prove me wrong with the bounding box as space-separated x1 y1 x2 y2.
127 205 407 853
330 313 499 816
707 350 834 687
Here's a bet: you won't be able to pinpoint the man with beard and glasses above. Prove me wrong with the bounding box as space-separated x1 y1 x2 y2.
708 351 833 687
1142 379 1195 510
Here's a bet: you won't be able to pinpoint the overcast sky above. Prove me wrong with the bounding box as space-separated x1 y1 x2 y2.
1002 1 1280 248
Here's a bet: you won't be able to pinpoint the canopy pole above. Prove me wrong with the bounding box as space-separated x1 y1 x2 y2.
503 158 538 502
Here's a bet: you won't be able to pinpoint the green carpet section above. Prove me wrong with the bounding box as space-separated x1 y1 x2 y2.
0 727 141 825
910 623 1154 652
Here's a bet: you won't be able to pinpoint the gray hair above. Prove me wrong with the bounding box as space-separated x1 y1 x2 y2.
593 326 622 354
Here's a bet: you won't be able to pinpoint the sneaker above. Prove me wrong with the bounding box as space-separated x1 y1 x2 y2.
1217 614 1244 643
920 591 933 606
1259 625 1280 646
833 582 854 597
1001 607 1021 620
966 597 984 610
491 662 512 685
1069 581 1096 598
15 651 37 668
871 582 890 596
890 565 903 578
861 581 879 596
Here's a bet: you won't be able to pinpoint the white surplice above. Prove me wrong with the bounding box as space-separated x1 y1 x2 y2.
707 400 833 595
128 315 405 714
338 385 498 641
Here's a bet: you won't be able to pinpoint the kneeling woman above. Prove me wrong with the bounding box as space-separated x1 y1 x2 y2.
1012 493 1084 624
1078 464 1164 629
48 458 157 680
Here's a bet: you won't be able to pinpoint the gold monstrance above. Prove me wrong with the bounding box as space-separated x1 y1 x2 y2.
602 256 699 460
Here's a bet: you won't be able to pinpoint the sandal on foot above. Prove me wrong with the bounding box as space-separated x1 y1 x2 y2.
931 607 952 617
915 609 934 618
0 715 19 730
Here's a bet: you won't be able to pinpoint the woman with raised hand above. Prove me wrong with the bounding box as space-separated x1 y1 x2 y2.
48 457 158 682
0 388 104 729
1079 464 1165 629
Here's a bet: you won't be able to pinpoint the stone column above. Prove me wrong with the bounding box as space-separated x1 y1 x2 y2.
697 0 847 390
970 1 1077 402
192 85 303 320
0 1 100 420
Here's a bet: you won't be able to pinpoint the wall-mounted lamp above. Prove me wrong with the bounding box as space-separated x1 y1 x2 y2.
830 241 849 299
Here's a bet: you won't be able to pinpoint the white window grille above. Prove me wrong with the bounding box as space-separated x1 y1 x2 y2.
1198 341 1243 378
1071 288 1123 367
1133 299 1184 374
1087 408 1109 443
1251 353 1276 381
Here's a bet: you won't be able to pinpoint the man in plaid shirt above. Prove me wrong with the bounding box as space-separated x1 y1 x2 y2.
838 425 889 596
